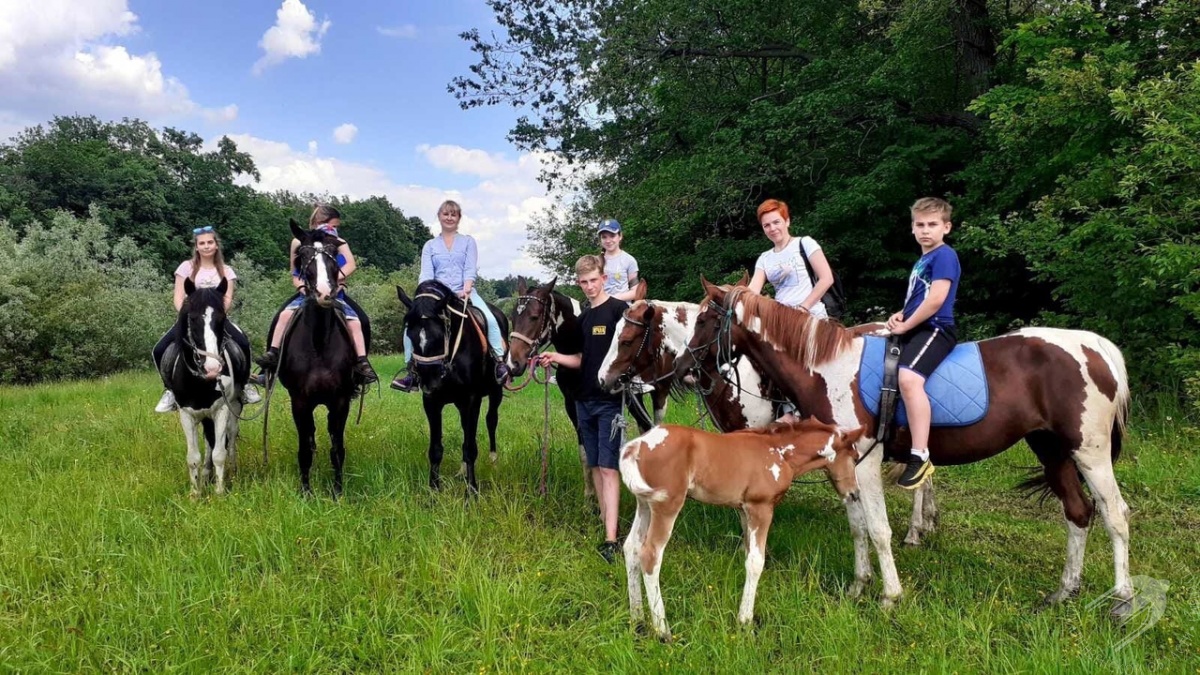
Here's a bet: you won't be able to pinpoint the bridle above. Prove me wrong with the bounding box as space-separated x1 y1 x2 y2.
508 291 558 357
408 290 472 370
294 240 342 300
613 303 671 388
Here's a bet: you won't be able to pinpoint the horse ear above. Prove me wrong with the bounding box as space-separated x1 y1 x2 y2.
736 270 750 287
289 218 306 242
841 426 866 446
700 275 719 296
516 278 527 295
546 276 557 293
634 278 648 301
639 302 655 323
397 285 412 310
184 277 196 295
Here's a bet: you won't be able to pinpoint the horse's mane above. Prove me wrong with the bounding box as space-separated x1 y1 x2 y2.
730 288 853 370
415 279 454 298
725 417 839 438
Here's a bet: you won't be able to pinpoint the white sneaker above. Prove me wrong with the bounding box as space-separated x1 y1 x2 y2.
242 386 262 405
154 390 177 413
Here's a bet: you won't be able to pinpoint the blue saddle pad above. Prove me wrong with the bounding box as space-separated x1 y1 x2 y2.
858 336 989 427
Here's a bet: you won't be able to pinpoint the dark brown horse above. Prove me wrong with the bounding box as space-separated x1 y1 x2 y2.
677 280 1133 617
506 277 662 497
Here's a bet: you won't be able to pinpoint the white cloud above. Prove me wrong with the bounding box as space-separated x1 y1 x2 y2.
0 1 235 126
332 123 358 144
417 144 509 178
376 24 417 39
307 140 318 154
253 0 331 75
218 134 559 278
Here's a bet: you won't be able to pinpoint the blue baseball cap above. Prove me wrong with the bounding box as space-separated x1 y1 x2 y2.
597 219 622 234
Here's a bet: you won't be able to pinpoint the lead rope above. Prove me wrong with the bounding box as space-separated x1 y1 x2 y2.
539 367 551 495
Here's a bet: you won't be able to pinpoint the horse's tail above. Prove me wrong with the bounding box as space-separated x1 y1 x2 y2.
1093 334 1130 463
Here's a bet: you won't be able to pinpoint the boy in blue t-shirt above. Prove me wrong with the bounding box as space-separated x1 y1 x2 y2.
885 197 961 490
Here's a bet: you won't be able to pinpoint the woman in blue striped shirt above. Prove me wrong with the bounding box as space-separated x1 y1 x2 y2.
392 200 509 391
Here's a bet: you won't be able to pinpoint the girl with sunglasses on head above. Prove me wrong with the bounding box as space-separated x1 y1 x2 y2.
152 225 261 412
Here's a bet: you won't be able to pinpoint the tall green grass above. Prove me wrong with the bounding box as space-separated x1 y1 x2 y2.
1 357 1197 672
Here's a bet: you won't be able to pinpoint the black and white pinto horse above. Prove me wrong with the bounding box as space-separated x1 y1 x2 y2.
276 220 364 498
160 278 248 496
399 280 507 497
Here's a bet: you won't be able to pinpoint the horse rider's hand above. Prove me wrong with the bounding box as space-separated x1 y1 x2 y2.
886 311 907 334
458 289 471 300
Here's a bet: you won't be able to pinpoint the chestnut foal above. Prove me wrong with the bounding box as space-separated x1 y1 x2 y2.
620 419 865 640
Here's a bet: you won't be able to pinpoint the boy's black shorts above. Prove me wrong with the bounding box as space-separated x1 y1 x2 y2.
897 323 958 380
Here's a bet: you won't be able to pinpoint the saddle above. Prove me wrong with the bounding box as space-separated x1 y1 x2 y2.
462 302 506 356
858 335 990 442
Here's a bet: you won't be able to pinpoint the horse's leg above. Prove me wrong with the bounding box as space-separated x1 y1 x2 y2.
1026 432 1093 607
179 411 203 498
624 497 651 626
903 482 925 546
423 395 445 491
226 406 240 488
857 450 902 607
485 386 502 465
327 398 350 500
201 418 217 486
641 495 684 642
292 398 316 496
212 405 230 495
1074 438 1133 619
652 386 669 425
737 502 773 626
456 395 484 498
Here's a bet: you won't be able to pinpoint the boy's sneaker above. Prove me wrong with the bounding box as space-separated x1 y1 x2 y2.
897 455 935 490
597 540 620 564
154 390 177 413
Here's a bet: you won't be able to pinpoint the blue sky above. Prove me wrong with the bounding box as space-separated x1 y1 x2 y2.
0 0 555 277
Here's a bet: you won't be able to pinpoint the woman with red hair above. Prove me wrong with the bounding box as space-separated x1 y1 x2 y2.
747 199 837 318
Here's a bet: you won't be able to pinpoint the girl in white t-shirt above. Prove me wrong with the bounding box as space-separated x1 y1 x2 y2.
748 199 835 317
152 226 260 412
597 219 640 302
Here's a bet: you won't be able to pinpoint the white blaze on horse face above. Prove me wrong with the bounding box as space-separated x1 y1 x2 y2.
202 306 221 377
598 318 625 383
641 426 670 451
418 328 428 351
313 248 333 298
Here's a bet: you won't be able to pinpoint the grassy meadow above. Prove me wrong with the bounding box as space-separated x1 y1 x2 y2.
1 355 1198 672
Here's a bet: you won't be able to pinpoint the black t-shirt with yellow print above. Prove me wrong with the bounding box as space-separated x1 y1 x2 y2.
576 296 627 402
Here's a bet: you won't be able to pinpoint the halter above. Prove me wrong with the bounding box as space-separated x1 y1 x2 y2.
509 292 557 354
295 240 342 298
614 302 668 386
409 291 473 369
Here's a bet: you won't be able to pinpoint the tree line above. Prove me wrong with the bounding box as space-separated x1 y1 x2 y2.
454 0 1200 402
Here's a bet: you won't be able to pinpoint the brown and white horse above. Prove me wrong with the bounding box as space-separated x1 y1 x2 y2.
677 280 1134 617
598 299 944 545
620 419 864 640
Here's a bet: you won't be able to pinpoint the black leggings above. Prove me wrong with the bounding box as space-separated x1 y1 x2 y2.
153 322 252 384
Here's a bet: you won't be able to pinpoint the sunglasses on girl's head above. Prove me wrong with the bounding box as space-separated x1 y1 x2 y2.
193 225 215 235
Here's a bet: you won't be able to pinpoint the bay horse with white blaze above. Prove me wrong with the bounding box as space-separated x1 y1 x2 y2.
678 280 1134 617
506 277 661 496
399 280 507 496
275 220 364 498
161 277 247 496
620 419 864 641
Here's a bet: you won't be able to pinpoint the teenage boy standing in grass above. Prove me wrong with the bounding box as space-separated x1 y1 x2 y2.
537 254 627 562
887 197 961 490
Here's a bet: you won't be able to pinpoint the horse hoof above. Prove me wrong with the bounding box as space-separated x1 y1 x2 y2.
188 490 201 501
881 595 900 611
489 451 498 464
849 579 870 598
1110 598 1134 623
1039 587 1079 610
903 534 922 547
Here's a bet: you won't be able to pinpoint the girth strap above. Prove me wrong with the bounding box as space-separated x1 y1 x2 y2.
876 334 903 444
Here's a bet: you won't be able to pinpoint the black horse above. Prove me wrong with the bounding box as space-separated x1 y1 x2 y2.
274 220 369 498
398 280 507 496
160 278 248 496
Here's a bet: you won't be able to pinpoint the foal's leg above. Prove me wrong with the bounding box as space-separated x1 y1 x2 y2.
624 497 652 624
641 496 684 641
652 386 669 425
737 502 774 626
1075 445 1133 619
179 411 203 497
